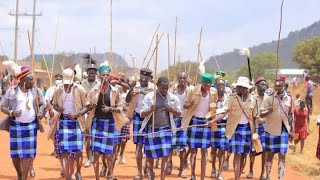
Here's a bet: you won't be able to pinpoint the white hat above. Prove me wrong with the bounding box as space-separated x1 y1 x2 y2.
63 68 74 84
234 76 253 89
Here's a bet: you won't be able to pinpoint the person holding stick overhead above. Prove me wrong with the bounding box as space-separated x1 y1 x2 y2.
52 67 90 180
246 77 268 180
210 75 230 180
262 76 292 180
140 76 181 180
224 76 257 180
87 64 128 180
126 68 154 180
182 73 217 180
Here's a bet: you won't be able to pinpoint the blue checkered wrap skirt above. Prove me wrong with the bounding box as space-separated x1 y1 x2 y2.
187 116 211 149
144 124 172 158
172 117 187 150
133 112 145 144
58 115 83 154
121 122 130 141
211 119 229 151
228 123 252 154
91 117 115 155
10 120 37 158
265 126 288 153
251 123 266 153
114 130 122 145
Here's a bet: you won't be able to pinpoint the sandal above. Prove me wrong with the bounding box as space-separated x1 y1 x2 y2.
178 170 187 178
134 175 143 180
60 169 65 177
211 171 217 178
223 161 229 171
166 162 173 175
29 169 35 177
99 166 107 177
247 172 253 179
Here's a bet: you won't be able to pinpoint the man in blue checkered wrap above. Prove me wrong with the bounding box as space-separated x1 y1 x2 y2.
261 76 293 180
210 75 231 180
87 65 128 180
126 68 154 180
224 76 257 180
1 65 45 180
246 77 269 180
140 76 181 180
52 67 90 180
167 72 193 178
181 73 217 180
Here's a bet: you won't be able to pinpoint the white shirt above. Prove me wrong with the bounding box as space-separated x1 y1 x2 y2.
239 113 249 124
62 87 75 114
194 94 209 118
176 91 186 117
16 88 36 123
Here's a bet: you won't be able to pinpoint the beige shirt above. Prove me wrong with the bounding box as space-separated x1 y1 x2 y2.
225 93 257 139
169 84 193 117
263 92 292 136
52 84 89 131
181 84 217 130
81 78 100 93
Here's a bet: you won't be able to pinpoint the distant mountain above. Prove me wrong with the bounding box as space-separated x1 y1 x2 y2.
205 20 320 71
23 52 128 68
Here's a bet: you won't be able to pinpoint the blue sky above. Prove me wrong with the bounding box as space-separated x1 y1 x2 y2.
0 0 319 70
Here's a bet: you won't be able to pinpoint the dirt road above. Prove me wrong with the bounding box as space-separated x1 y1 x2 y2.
0 122 309 180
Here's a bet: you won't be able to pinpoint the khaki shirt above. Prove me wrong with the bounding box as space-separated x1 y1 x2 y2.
52 84 89 131
255 92 268 124
263 92 292 136
87 82 128 131
225 93 257 139
126 82 154 119
81 78 100 93
181 84 217 130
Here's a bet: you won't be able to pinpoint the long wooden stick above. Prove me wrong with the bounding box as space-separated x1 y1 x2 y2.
141 24 160 68
109 0 113 68
152 34 159 138
173 16 178 81
41 53 52 86
146 33 164 68
272 0 285 106
194 26 203 84
167 33 170 81
51 16 60 80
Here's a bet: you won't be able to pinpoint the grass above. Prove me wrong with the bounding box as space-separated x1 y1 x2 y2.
286 85 320 178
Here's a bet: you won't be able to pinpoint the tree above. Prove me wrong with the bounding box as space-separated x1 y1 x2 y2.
293 36 320 80
236 52 280 81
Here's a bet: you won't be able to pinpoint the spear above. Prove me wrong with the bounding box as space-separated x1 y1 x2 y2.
51 15 60 80
141 24 160 68
109 0 113 68
146 33 164 68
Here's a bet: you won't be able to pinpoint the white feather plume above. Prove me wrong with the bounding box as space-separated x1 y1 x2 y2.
74 64 82 81
239 48 250 57
199 60 206 74
2 60 21 75
100 60 109 67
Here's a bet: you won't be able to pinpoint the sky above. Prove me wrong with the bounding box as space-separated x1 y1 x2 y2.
0 0 319 71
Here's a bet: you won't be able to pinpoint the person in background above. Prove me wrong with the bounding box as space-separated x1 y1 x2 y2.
294 94 301 109
293 101 309 154
304 75 318 115
43 86 47 97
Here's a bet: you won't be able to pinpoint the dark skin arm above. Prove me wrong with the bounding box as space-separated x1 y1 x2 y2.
166 105 181 117
68 105 90 120
141 105 156 118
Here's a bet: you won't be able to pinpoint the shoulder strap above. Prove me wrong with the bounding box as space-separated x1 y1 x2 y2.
235 96 253 121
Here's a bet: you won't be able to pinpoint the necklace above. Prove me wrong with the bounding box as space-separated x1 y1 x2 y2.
24 90 31 110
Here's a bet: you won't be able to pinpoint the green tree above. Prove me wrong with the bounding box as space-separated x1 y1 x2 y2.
236 52 280 81
293 36 320 80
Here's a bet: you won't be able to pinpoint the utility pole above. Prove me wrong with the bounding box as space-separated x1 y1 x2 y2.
9 0 42 64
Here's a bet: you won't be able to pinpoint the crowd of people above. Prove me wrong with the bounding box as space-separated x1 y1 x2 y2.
0 55 318 180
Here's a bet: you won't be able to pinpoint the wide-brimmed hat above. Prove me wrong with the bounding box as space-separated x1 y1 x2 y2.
234 76 253 89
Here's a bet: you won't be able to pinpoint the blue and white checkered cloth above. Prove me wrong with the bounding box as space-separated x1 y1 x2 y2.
10 120 37 158
114 130 122 145
228 123 252 154
172 117 187 150
211 119 229 151
121 122 131 141
133 112 145 144
187 116 211 149
265 126 288 153
58 115 83 154
91 117 115 155
144 124 172 158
